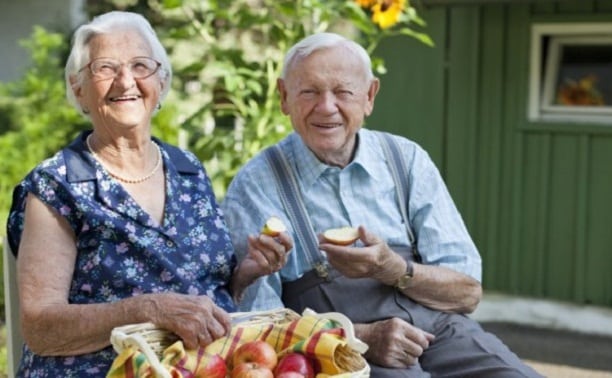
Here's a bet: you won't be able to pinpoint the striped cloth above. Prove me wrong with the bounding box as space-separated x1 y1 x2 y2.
106 314 364 378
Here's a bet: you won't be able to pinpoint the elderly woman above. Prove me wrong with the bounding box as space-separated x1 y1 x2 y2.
6 11 278 377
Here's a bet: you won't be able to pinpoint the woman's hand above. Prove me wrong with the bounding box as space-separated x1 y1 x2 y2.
145 293 232 350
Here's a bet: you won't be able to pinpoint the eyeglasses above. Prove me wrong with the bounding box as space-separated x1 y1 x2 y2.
80 57 162 80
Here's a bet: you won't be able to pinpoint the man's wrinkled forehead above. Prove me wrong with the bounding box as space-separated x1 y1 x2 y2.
284 45 368 81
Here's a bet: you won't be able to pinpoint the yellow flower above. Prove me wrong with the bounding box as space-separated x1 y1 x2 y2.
371 0 406 29
354 0 377 7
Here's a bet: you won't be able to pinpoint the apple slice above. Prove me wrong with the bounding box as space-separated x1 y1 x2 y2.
261 216 287 236
322 226 359 246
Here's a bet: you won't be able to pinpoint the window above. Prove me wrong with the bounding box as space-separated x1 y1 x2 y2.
529 23 612 124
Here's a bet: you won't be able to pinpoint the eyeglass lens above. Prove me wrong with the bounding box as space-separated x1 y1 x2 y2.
89 57 160 79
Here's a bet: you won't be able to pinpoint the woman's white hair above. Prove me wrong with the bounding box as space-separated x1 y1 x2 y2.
281 32 373 81
64 11 172 116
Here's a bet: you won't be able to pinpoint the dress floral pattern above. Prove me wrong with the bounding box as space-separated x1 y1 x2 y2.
7 131 237 377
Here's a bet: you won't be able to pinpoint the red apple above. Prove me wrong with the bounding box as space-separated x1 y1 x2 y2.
275 372 305 378
232 340 278 371
231 362 274 378
194 353 227 378
273 353 314 378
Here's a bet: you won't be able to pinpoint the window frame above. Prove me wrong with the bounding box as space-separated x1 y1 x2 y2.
528 23 612 125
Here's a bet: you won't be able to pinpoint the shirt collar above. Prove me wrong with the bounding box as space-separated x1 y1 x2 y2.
291 129 386 188
351 129 387 182
64 131 199 183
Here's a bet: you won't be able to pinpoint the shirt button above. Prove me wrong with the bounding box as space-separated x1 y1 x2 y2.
166 240 174 247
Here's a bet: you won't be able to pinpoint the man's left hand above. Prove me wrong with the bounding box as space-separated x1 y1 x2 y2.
318 225 405 285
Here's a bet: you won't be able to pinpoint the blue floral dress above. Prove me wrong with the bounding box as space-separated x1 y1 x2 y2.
6 131 237 377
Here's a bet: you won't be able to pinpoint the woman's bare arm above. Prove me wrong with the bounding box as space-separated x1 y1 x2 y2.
17 194 231 356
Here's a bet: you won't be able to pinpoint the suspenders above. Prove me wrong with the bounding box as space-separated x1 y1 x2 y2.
266 145 330 278
377 133 421 263
264 131 421 279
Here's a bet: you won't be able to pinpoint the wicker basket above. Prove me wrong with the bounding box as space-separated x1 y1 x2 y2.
110 307 369 378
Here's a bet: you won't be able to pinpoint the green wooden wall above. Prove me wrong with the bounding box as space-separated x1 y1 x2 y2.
369 0 612 307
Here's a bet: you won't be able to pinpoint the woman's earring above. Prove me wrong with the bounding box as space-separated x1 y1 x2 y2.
156 103 162 110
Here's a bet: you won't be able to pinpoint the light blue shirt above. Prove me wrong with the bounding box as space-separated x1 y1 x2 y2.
222 128 482 311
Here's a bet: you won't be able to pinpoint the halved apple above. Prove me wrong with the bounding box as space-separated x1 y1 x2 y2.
322 226 359 246
261 216 287 237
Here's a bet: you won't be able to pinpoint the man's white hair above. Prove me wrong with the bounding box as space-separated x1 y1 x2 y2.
281 32 373 81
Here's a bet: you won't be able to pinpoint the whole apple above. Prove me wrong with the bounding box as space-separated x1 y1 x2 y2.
232 340 278 371
273 352 315 378
274 371 306 378
231 362 274 378
194 353 227 378
275 372 306 378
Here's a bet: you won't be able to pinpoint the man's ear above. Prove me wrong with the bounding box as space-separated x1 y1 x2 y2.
277 78 290 115
364 78 380 117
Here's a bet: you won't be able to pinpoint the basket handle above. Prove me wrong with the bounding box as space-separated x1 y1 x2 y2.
110 329 172 378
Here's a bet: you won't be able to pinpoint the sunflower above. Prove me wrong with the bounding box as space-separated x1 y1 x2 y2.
371 0 407 29
354 0 377 7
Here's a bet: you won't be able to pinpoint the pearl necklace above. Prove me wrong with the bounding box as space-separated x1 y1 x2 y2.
86 134 162 184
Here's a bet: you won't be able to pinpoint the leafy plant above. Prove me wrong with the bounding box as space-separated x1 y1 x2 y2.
0 0 430 338
0 28 85 243
0 0 431 232
0 26 181 238
0 0 431 243
0 27 179 324
88 0 432 197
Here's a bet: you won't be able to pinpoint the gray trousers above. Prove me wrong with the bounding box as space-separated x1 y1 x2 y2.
369 313 542 377
282 268 543 378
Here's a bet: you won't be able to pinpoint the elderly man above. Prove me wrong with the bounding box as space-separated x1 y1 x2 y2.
222 32 542 377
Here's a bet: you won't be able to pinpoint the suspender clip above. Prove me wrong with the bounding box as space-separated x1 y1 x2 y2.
314 261 330 280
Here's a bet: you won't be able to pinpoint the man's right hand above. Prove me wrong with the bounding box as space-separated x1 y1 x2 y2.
354 318 435 368
245 232 293 275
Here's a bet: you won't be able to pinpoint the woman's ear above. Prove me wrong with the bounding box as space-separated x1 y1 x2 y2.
69 75 82 99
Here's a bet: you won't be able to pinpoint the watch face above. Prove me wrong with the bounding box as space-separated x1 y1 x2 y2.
397 274 411 290
396 262 414 290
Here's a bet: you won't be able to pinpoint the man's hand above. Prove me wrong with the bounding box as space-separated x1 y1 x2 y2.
318 225 405 285
230 232 294 303
244 232 293 274
354 318 435 368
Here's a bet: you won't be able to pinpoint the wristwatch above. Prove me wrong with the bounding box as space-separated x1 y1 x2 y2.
395 261 414 290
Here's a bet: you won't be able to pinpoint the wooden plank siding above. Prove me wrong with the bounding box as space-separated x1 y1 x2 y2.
370 0 612 307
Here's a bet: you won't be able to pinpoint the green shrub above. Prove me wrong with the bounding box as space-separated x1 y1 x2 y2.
0 0 430 325
0 27 180 323
88 0 431 198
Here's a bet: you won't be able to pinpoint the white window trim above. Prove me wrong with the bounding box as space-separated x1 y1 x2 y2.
528 23 612 124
